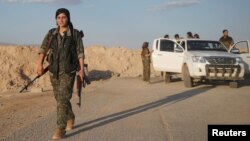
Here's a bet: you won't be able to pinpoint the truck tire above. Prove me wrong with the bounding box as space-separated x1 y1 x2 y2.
229 81 238 88
182 65 194 88
164 72 171 83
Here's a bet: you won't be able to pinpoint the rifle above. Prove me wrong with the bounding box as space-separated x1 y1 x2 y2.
76 64 91 107
19 66 49 93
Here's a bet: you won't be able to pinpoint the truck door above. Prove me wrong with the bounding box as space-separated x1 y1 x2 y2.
174 42 185 73
152 39 162 71
152 39 184 73
230 41 250 74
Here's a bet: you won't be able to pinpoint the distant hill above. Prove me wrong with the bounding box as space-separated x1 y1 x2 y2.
0 42 40 47
0 42 16 46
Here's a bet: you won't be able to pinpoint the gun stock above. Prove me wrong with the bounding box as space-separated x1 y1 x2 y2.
76 75 91 108
84 75 91 85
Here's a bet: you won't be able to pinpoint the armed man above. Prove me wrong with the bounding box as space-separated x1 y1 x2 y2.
37 8 85 140
219 29 234 49
141 42 152 83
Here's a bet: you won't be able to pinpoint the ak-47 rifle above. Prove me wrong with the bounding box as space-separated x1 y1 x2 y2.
19 66 49 93
76 64 91 107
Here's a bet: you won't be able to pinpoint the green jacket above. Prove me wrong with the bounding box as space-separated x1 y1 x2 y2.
219 36 234 49
141 48 151 65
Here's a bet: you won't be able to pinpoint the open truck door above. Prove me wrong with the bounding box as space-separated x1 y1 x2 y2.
230 40 250 74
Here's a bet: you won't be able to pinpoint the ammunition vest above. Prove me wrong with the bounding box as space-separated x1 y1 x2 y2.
47 28 79 78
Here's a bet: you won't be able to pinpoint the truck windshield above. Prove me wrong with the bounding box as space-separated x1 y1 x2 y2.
187 41 227 52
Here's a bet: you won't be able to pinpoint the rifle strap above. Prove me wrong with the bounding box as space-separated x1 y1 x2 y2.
45 28 56 54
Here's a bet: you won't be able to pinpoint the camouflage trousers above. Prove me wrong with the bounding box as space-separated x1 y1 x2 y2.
143 63 150 81
50 72 76 131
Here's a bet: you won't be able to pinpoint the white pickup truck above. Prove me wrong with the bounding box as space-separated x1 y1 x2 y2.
152 38 250 88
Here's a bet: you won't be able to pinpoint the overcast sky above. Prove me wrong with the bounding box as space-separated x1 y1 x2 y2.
0 0 250 48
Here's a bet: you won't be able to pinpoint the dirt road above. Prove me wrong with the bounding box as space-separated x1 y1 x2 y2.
1 77 250 141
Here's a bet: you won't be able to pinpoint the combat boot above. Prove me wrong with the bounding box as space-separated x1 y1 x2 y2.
52 128 66 140
66 119 74 131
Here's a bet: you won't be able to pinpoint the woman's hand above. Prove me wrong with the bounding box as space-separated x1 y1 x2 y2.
78 68 85 82
37 53 45 76
78 58 85 81
37 64 44 76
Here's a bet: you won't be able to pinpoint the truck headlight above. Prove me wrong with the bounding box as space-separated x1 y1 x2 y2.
235 57 243 63
192 56 206 63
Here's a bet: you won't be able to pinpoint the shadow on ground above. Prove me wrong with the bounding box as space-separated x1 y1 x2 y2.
241 74 250 87
88 70 113 81
198 75 250 88
67 85 215 138
19 69 31 82
150 78 182 84
150 74 250 88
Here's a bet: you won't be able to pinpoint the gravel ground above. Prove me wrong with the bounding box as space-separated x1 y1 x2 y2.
1 76 249 141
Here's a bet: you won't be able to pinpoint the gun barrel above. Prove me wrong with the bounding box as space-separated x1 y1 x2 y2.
76 64 91 107
19 66 49 93
19 76 39 93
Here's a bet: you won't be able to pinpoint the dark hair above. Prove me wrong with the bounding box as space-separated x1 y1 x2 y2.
174 34 179 38
142 42 149 48
187 32 193 38
164 34 169 38
55 8 74 33
223 29 228 33
194 34 200 39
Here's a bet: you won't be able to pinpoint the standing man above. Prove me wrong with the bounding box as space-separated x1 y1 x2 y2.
175 34 180 43
174 34 180 40
187 32 194 39
37 8 85 140
194 34 200 39
141 42 151 82
164 34 169 38
219 29 234 49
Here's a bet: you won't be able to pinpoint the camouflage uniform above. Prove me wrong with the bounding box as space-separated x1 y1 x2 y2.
141 47 151 81
219 36 234 49
39 27 84 131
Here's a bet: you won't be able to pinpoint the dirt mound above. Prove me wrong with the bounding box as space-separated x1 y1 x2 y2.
0 45 159 92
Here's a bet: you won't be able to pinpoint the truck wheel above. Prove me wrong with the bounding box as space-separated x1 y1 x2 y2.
229 81 238 88
164 72 171 83
182 65 194 88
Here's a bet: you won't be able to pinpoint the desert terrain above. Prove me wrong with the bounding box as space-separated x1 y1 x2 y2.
0 45 249 141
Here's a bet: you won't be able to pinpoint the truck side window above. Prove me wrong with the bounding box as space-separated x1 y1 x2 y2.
160 40 174 52
234 41 249 54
